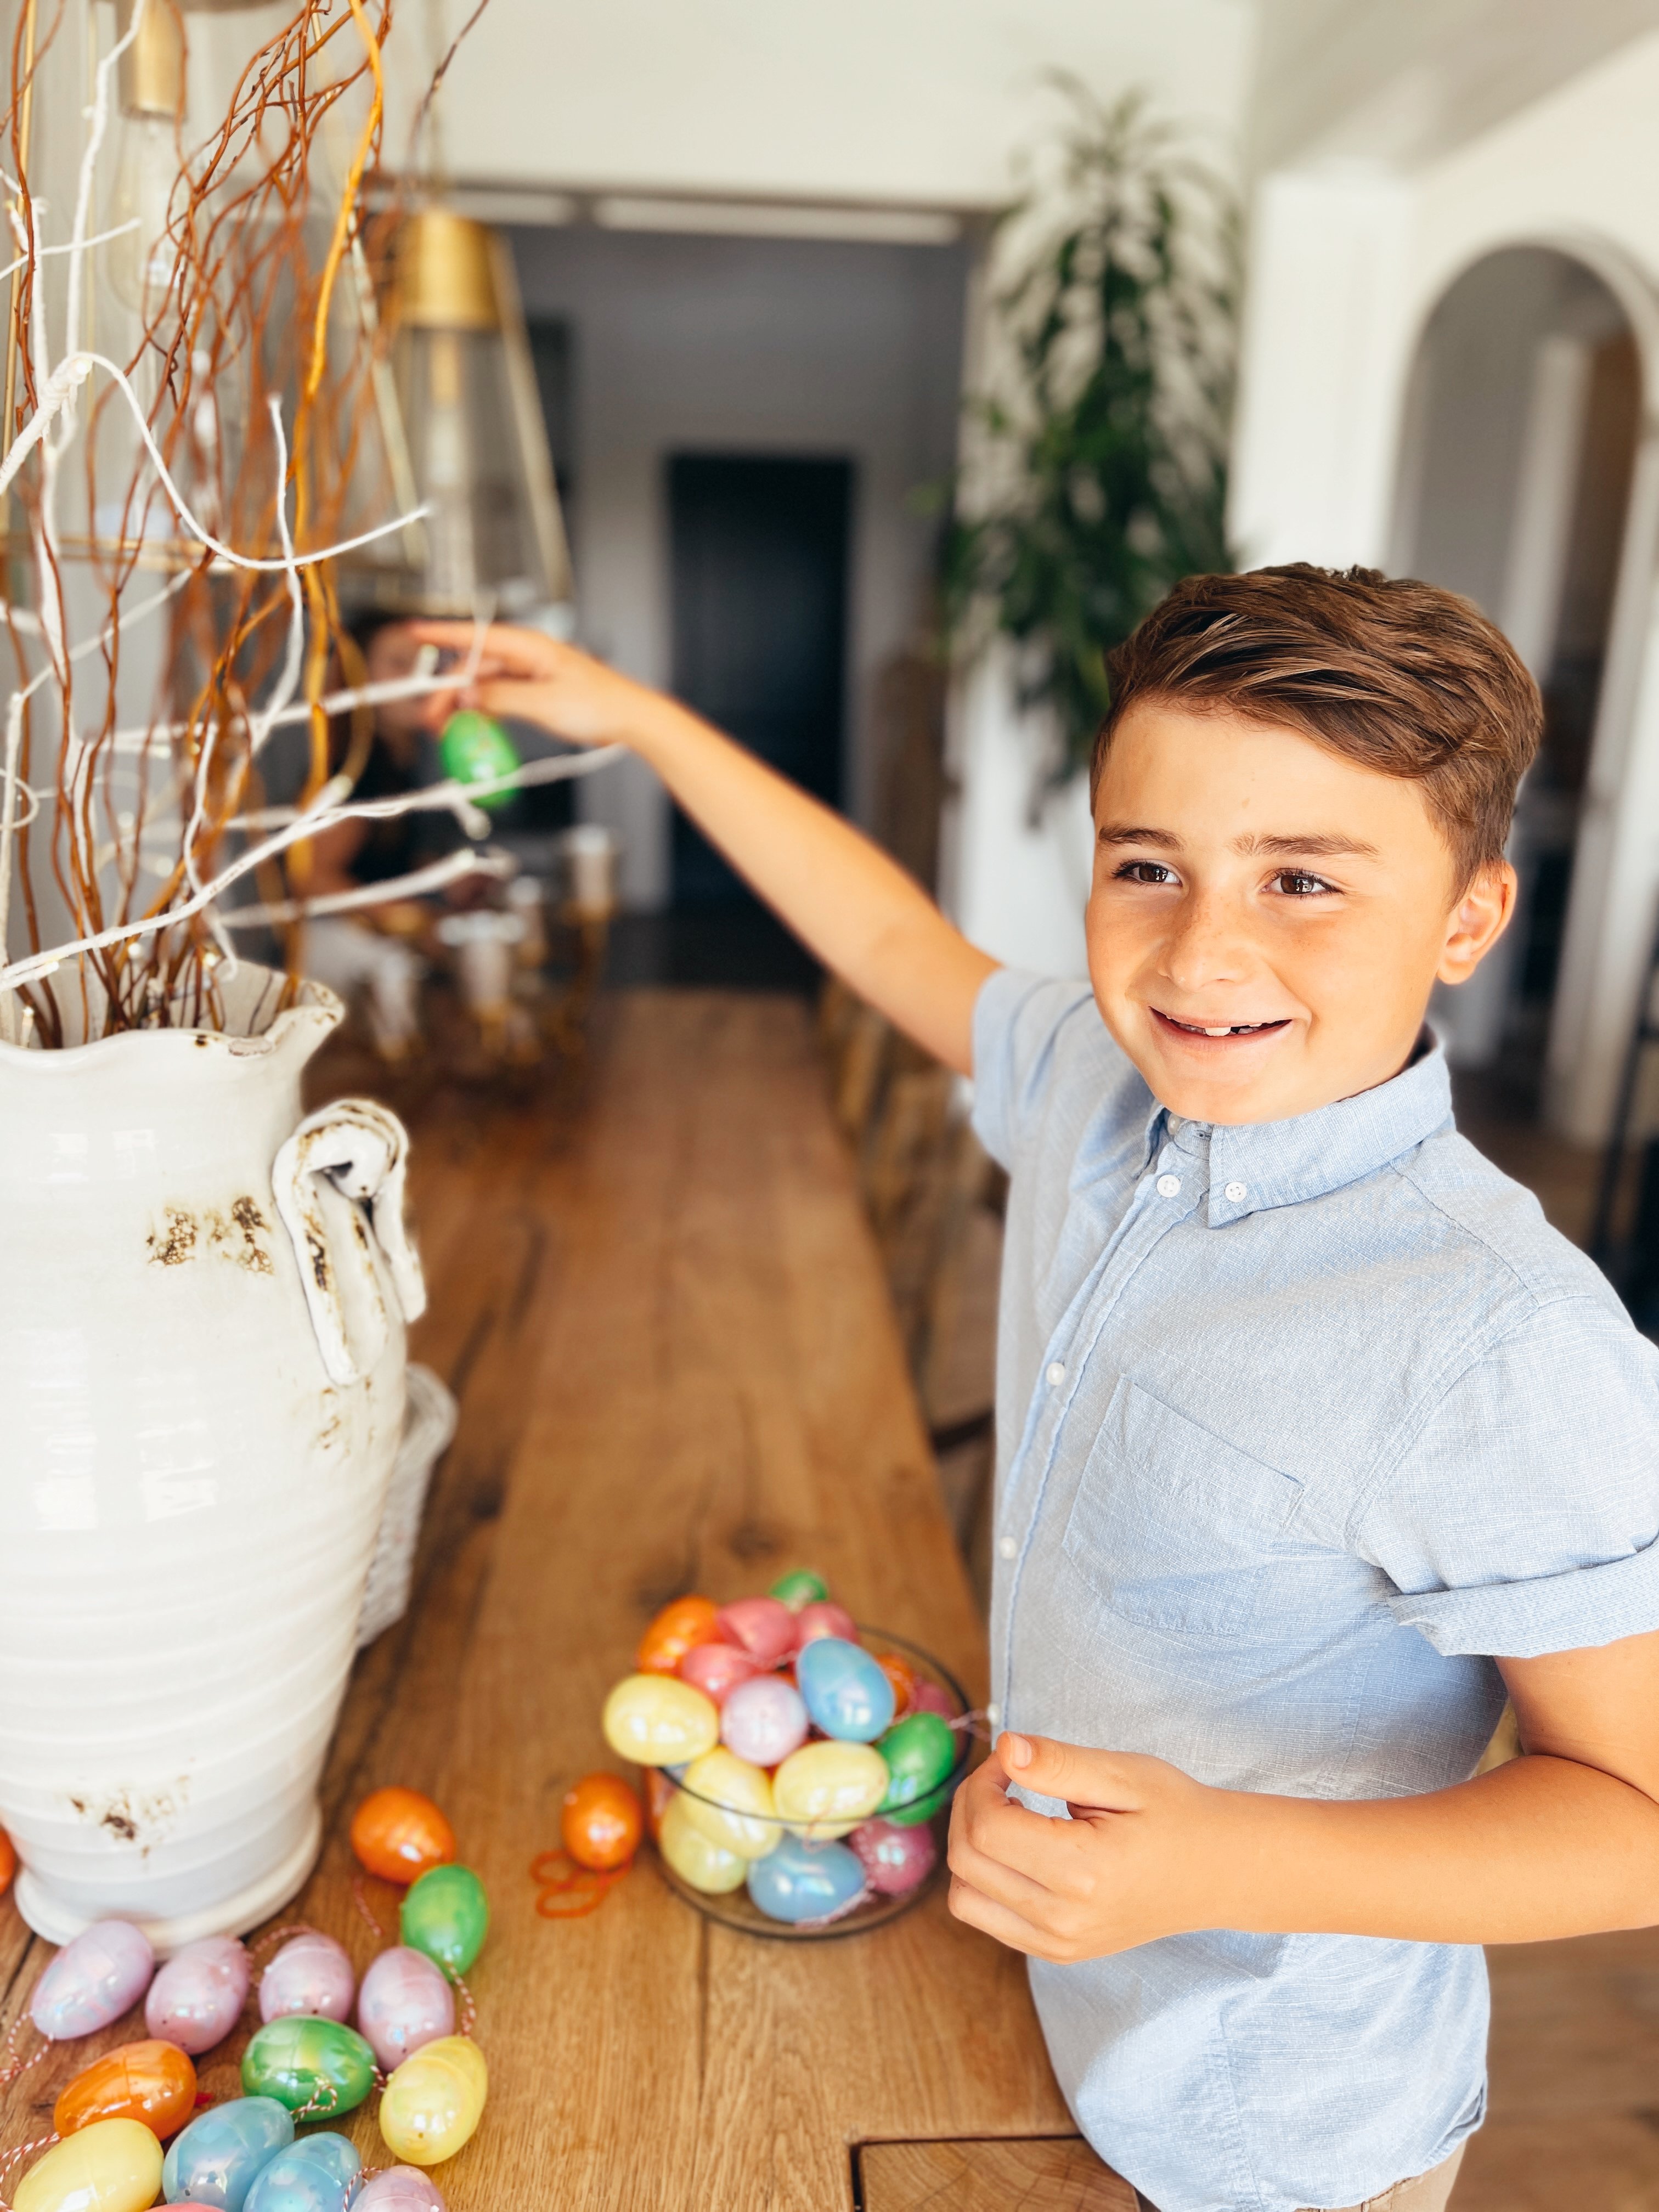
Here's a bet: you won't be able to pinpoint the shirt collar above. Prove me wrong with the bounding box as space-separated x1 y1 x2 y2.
1139 1039 1454 1226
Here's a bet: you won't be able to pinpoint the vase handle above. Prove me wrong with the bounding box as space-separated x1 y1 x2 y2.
272 1098 428 1386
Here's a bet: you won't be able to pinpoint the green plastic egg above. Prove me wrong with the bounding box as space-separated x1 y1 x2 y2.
878 1712 957 1822
439 710 520 810
768 1568 828 1611
400 1861 490 1976
240 2015 376 2117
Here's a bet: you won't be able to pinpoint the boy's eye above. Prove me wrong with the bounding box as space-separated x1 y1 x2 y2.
1272 870 1338 898
1114 860 1180 886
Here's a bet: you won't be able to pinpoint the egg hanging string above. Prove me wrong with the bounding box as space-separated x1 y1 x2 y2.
352 1872 388 1940
529 1850 630 1920
0 2129 56 2209
0 2011 46 2092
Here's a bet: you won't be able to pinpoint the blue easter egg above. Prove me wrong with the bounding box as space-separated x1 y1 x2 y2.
244 2132 362 2212
794 1636 895 1742
746 1835 866 1923
162 2095 294 2209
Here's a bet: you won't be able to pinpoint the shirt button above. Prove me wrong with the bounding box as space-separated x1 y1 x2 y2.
997 1535 1017 1560
1225 1180 1248 1202
1046 1360 1066 1387
1156 1173 1181 1198
986 1702 1002 1726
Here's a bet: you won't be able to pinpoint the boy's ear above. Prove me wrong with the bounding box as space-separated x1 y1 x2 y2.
1438 861 1517 985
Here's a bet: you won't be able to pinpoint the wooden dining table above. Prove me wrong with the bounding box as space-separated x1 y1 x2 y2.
0 991 1132 2211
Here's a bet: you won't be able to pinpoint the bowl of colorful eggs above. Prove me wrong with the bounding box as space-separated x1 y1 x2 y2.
600 1573 974 1939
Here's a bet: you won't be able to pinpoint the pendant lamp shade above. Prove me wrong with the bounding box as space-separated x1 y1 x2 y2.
370 208 572 617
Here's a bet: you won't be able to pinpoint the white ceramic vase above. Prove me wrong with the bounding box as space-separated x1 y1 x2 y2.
0 965 424 1951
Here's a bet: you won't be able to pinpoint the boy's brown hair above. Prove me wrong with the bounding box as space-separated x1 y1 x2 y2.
1092 564 1543 890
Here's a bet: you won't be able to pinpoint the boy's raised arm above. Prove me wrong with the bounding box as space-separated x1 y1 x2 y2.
410 622 997 1076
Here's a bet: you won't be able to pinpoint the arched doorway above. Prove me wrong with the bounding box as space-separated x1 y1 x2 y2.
1390 245 1643 1118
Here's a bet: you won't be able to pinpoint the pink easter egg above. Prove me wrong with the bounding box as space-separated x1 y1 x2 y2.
145 1934 251 2055
677 1642 761 1706
31 1920 155 2040
356 1944 455 2071
850 1818 939 1896
794 1600 857 1648
354 2170 449 2211
720 1674 809 1768
909 1679 956 1721
259 1931 356 2024
714 1596 797 1669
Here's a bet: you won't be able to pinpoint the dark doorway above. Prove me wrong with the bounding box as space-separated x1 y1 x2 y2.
668 453 853 926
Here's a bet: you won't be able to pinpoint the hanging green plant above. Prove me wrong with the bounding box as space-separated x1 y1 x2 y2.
940 82 1239 785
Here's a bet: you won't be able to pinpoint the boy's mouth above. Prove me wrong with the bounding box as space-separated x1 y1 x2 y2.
1153 1009 1291 1041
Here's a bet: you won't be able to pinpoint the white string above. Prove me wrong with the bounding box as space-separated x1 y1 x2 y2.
219 844 514 927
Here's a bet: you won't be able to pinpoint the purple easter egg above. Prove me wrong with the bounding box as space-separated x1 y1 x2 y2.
31 1919 155 2040
356 1945 455 2071
354 2169 449 2210
145 1934 251 2055
909 1679 955 1721
794 1600 857 1647
850 1817 939 1896
258 1931 356 2024
720 1674 809 1768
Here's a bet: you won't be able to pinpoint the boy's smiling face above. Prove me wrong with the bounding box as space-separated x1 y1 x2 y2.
1085 702 1517 1126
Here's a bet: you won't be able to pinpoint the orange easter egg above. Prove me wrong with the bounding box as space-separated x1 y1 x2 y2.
351 1787 458 1886
54 2039 196 2141
636 1595 721 1675
561 1774 644 1872
875 1651 917 1716
0 1827 13 1897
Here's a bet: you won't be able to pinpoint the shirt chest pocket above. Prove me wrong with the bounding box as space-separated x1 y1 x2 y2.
1060 1377 1308 1641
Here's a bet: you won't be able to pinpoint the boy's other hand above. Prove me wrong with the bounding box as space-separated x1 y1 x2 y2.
404 620 666 752
947 1731 1239 1962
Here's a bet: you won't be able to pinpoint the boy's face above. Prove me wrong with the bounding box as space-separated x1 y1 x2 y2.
1084 703 1516 1126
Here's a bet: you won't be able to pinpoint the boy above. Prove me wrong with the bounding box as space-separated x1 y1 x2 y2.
416 566 1659 2212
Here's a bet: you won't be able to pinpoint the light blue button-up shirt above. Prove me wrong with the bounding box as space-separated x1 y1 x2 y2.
972 969 1659 2212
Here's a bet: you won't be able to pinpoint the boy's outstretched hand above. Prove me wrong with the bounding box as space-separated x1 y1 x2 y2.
947 1733 1243 1961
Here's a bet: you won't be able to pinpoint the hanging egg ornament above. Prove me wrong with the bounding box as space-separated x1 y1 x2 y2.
378 2034 488 2168
0 1824 14 1896
240 2016 377 2118
719 1675 809 1768
400 1862 490 1976
656 1795 747 1895
162 2095 294 2209
877 1711 957 1819
746 1836 866 1925
259 1932 355 2025
438 710 520 810
677 1750 780 1860
356 1947 456 2073
793 1599 858 1647
145 1935 251 2055
634 1594 721 1674
873 1650 917 1716
713 1595 797 1668
13 2118 163 2212
30 1920 155 2040
602 1674 719 1767
772 1741 889 1840
768 1569 828 1611
54 2038 196 2140
560 1773 643 1872
795 1637 896 1742
350 1787 457 1886
242 2131 361 2212
850 1818 939 1896
354 2171 449 2211
676 1641 761 1707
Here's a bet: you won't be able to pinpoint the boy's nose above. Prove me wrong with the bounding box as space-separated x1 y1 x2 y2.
1160 892 1252 992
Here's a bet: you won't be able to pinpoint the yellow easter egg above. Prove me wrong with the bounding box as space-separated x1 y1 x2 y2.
379 2034 488 2168
14 2117 163 2212
601 1673 720 1767
678 1748 780 1860
658 1793 747 1893
771 1740 888 1840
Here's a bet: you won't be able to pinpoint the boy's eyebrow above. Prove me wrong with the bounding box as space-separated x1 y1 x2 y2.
1097 825 1381 860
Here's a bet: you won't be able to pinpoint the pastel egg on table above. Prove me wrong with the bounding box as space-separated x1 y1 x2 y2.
719 1675 808 1767
146 1935 252 2053
794 1636 896 1741
162 2095 294 2208
349 1787 456 1886
55 2038 196 2140
356 1945 455 2072
243 2131 360 2212
258 1932 355 2023
354 2170 450 2210
241 2015 377 2117
771 1740 889 1839
30 1919 154 2039
602 1673 720 1765
14 2118 162 2212
561 1772 644 1870
399 1861 490 1976
746 1836 865 1924
379 2034 488 2167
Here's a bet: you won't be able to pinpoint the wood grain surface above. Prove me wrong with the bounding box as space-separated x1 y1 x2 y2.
857 2138 1136 2212
0 992 1070 2210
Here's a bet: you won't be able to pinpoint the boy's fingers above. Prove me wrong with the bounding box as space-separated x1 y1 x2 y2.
1001 1733 1146 1814
947 1875 1075 1962
946 1805 1055 1914
952 1766 1103 1892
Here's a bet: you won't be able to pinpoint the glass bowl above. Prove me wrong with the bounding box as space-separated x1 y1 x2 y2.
648 1627 974 1940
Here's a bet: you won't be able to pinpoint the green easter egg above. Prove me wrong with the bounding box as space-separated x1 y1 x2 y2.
877 1712 957 1821
240 2015 377 2117
439 710 520 810
768 1569 828 1611
401 1860 490 1974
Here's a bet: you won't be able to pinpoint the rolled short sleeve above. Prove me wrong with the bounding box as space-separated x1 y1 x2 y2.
969 969 1096 1171
1357 1296 1659 1657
